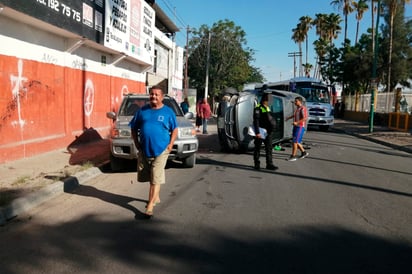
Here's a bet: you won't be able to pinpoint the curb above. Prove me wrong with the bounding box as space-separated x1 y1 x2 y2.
0 167 102 226
332 128 412 154
358 134 412 154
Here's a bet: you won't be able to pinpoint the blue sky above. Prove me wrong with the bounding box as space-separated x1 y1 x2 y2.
156 0 412 82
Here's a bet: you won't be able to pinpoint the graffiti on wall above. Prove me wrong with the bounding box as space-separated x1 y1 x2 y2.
84 79 95 128
120 84 129 98
42 53 58 65
109 84 130 113
72 58 88 70
9 59 28 130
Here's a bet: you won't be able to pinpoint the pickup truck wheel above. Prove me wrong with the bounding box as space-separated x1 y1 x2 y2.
110 154 124 172
183 154 196 168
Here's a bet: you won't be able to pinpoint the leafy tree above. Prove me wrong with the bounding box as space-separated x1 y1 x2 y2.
319 44 342 85
341 32 377 94
291 0 412 99
246 66 266 84
187 20 261 97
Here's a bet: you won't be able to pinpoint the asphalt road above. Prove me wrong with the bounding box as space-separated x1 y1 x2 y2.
1 129 411 274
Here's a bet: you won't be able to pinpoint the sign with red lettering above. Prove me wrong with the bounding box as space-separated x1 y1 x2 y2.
104 0 154 66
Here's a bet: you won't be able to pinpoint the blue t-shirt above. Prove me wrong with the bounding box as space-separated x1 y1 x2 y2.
129 104 177 158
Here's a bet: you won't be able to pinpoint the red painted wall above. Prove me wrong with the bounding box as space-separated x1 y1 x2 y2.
0 55 145 163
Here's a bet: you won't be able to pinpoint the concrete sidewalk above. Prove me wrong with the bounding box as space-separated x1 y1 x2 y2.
1 118 411 225
332 119 412 154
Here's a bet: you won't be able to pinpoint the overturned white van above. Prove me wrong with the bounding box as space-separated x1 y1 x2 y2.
217 87 304 153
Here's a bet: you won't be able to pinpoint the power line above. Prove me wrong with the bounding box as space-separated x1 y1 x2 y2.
158 0 188 29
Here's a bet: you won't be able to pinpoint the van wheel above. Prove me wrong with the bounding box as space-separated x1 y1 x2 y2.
183 154 196 168
218 130 233 152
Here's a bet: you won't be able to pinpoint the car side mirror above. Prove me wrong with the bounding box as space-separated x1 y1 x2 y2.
106 111 117 120
184 112 194 119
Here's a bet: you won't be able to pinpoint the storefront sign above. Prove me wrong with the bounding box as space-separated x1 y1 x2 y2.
1 0 154 65
0 0 105 43
104 0 154 65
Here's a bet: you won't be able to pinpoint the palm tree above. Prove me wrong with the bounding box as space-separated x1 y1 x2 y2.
313 38 329 78
313 13 329 41
330 0 354 42
299 16 313 66
382 0 411 92
325 13 343 46
312 13 342 80
292 26 305 77
302 63 313 77
353 0 369 44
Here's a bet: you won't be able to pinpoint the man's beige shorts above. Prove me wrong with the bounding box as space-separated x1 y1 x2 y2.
137 149 169 184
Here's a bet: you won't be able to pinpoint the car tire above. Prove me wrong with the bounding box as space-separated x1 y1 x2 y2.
182 153 196 168
110 154 125 172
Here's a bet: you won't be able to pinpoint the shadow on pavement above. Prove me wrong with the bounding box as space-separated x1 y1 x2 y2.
0 216 411 273
68 184 148 219
67 128 110 167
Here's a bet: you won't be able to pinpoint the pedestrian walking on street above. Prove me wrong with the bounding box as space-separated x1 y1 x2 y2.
195 99 202 132
129 86 178 218
253 93 278 170
180 97 189 114
199 98 211 134
286 96 309 161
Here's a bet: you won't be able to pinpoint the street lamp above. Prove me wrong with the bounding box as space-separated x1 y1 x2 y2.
369 0 381 133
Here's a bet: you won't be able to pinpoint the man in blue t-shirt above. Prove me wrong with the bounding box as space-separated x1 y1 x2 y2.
129 86 178 218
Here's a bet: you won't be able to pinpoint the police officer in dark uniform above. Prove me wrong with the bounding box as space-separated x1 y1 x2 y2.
253 93 278 170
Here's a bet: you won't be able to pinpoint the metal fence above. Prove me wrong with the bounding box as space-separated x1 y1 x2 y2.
344 92 412 114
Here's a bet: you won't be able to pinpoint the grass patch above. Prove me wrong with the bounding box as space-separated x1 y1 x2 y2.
80 161 94 170
11 176 31 186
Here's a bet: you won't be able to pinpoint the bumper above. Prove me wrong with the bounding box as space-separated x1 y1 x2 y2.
308 116 334 126
110 138 198 160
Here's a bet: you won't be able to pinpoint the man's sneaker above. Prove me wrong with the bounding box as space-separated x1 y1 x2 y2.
253 163 260 170
266 164 278 170
287 156 298 161
299 151 309 159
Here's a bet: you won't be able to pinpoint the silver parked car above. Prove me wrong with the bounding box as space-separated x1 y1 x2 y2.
217 88 304 153
106 94 198 171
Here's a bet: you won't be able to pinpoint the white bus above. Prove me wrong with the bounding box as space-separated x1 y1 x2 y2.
260 77 334 131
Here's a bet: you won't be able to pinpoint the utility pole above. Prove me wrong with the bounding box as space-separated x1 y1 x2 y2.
184 25 190 98
288 51 302 78
204 31 211 100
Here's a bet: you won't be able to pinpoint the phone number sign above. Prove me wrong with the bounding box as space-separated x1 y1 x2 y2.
0 0 105 43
